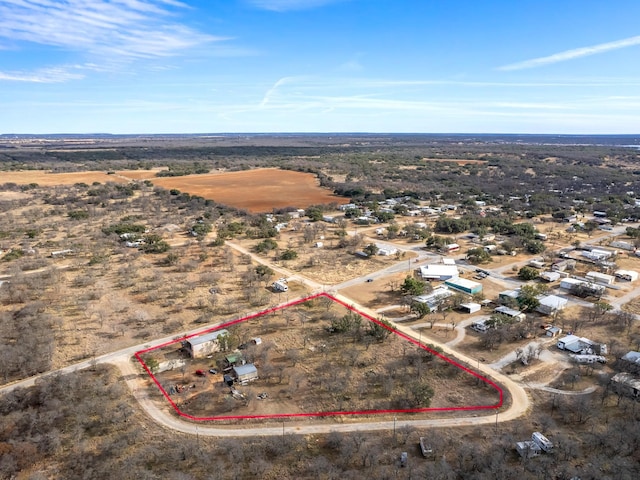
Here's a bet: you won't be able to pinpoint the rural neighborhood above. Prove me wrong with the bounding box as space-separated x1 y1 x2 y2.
1 133 639 478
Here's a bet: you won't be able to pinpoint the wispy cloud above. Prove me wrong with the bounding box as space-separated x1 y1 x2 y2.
498 35 640 71
260 76 306 106
0 0 224 59
0 66 85 83
247 0 345 12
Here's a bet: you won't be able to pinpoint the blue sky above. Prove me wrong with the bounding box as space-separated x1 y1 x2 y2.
1 0 639 134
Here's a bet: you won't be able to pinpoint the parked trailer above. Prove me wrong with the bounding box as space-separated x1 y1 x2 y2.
569 354 606 364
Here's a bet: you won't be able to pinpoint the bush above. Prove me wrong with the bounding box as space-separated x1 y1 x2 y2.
68 210 89 220
518 266 540 280
280 249 298 260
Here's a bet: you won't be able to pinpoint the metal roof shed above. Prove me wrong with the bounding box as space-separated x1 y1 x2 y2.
233 363 258 383
445 277 482 295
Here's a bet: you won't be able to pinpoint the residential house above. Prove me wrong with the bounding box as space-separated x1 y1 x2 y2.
184 329 229 358
610 372 640 400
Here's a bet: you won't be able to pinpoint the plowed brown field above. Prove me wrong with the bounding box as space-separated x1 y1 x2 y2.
149 169 345 212
1 168 345 213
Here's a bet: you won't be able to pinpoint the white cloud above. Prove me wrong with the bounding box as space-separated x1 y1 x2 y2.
0 0 224 59
498 35 640 71
0 66 85 83
247 0 345 12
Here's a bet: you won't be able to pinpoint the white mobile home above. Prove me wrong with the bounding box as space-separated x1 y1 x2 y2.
536 295 568 315
539 271 561 282
531 432 553 452
494 306 526 321
443 243 460 253
586 271 615 286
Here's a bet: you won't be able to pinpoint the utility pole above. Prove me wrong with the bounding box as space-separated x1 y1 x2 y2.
393 416 397 444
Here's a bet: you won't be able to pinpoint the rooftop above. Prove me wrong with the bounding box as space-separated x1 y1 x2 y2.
187 329 228 347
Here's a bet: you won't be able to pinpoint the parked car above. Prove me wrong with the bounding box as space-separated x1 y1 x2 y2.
195 369 206 376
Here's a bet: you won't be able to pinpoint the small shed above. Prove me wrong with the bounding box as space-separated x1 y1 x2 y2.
224 353 245 367
516 441 542 459
459 302 481 314
233 363 258 384
545 326 563 337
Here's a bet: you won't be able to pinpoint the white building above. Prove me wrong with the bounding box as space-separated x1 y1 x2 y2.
536 295 568 315
459 302 481 314
559 278 605 296
418 264 459 281
376 244 398 256
272 280 288 292
615 270 638 282
540 271 561 282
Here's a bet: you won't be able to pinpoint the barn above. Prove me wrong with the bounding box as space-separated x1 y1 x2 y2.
184 329 228 358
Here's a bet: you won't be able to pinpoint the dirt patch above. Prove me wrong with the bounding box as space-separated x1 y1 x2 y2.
0 191 31 200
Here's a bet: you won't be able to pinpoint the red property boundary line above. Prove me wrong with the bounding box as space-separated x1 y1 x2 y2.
134 293 503 421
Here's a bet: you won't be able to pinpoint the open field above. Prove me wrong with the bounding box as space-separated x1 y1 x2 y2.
0 170 129 186
151 169 345 213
